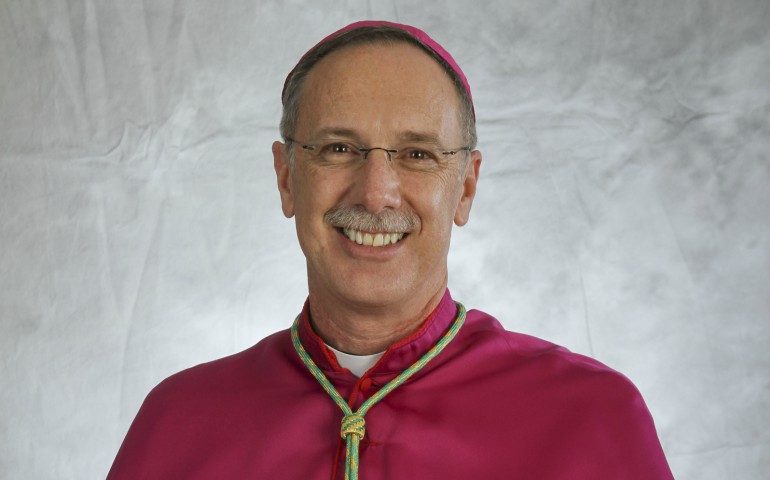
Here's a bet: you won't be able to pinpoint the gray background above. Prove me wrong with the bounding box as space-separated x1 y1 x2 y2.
1 1 768 478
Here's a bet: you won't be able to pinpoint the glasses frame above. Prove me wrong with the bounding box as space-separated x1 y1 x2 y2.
285 138 471 165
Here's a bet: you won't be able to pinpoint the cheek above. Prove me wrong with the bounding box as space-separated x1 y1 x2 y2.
408 181 461 239
424 172 464 216
292 168 328 212
290 175 324 250
292 169 350 233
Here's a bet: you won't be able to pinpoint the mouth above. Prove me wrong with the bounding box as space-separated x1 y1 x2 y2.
341 228 407 247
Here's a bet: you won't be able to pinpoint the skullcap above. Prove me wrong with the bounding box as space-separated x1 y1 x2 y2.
282 20 475 119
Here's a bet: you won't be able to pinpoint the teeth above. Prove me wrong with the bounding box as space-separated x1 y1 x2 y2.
342 228 406 247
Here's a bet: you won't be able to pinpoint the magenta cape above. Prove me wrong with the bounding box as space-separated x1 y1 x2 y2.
108 290 674 479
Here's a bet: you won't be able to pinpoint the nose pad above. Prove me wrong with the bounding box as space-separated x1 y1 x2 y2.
361 147 398 163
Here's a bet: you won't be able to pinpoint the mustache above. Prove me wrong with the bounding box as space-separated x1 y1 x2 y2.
324 205 420 233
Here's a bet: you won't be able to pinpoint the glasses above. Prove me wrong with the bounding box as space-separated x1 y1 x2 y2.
285 138 471 172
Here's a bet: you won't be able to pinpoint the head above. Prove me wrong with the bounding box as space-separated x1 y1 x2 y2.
280 22 477 165
273 21 481 313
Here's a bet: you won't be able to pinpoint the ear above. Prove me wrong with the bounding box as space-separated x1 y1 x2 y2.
454 150 482 226
272 141 295 218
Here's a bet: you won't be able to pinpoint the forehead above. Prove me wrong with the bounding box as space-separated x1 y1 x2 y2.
295 42 464 141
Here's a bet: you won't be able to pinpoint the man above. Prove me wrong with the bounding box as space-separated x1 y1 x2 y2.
108 21 674 479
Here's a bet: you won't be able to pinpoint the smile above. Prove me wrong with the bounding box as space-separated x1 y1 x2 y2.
342 228 406 247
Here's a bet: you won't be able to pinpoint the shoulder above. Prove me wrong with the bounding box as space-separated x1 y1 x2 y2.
458 308 645 404
107 329 297 478
452 309 673 477
140 329 293 412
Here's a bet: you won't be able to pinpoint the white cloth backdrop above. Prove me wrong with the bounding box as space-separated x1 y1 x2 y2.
1 1 768 478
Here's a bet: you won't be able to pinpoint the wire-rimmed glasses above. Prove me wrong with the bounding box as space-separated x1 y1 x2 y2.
285 138 471 171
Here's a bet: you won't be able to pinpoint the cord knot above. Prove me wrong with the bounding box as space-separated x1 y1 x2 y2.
341 414 366 440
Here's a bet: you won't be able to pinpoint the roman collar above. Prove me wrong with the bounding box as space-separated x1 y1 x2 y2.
295 289 459 385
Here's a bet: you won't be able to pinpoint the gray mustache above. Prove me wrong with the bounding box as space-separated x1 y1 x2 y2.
324 205 420 232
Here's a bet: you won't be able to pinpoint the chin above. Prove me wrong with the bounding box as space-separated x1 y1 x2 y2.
322 267 418 308
336 283 411 309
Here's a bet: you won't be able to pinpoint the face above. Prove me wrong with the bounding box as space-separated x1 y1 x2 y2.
273 42 481 312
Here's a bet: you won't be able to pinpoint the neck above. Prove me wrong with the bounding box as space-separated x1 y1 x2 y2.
307 277 448 355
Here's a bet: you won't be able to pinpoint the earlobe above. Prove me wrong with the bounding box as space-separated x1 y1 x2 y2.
454 150 482 226
272 141 295 218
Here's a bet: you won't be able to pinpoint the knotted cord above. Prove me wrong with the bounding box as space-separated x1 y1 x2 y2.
291 302 466 480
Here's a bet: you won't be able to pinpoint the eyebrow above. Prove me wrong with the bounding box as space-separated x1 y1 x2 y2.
396 130 442 144
308 128 444 145
309 128 361 141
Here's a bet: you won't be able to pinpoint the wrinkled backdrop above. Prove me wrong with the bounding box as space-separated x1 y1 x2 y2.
1 1 768 478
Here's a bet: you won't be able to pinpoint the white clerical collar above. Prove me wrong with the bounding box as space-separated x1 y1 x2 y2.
325 344 385 378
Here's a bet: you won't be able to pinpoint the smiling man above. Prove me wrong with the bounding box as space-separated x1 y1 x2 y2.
108 21 674 480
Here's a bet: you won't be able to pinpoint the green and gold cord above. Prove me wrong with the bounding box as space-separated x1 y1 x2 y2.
291 302 466 480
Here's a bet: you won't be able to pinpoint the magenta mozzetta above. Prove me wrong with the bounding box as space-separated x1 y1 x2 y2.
107 290 673 479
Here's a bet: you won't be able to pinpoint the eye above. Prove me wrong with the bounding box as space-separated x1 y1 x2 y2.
315 142 360 165
405 149 434 161
396 148 441 171
329 143 353 154
319 142 358 157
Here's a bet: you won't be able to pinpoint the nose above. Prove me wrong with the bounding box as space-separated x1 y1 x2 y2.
350 148 402 213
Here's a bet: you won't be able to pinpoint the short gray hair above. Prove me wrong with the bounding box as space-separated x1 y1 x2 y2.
280 25 477 152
